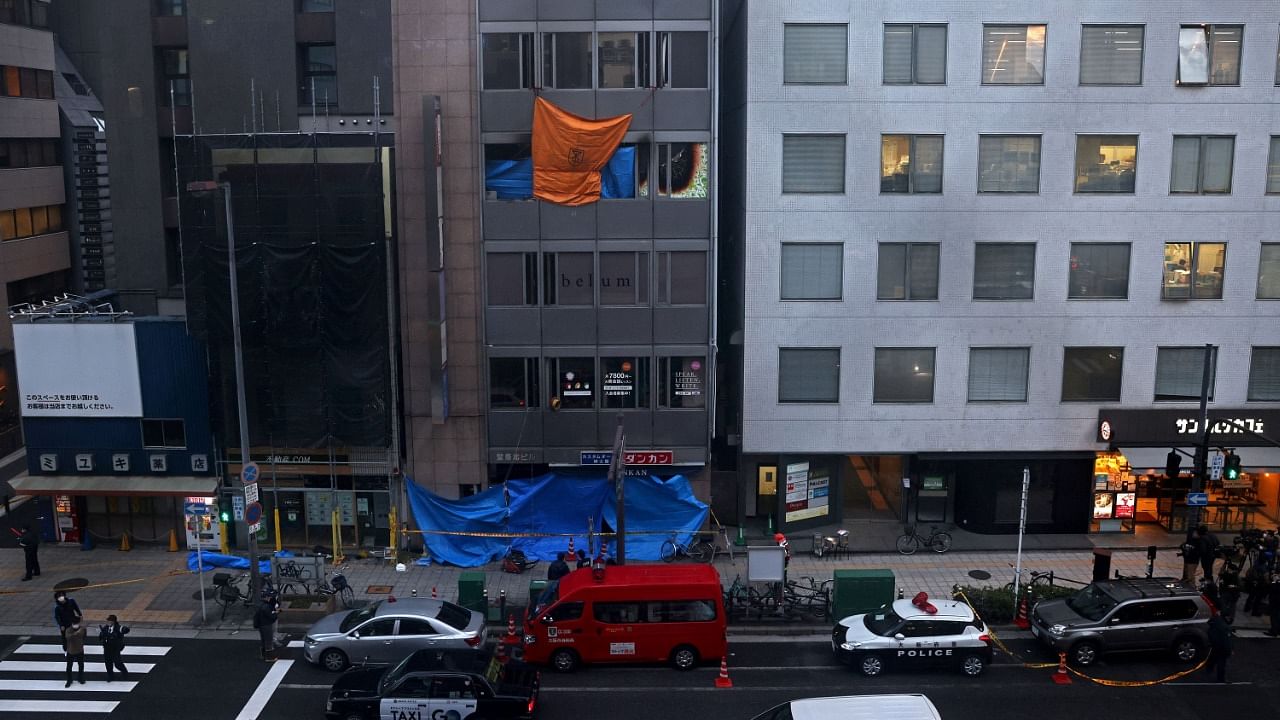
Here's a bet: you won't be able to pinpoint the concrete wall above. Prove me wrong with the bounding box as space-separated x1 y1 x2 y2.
739 0 1280 455
392 0 486 495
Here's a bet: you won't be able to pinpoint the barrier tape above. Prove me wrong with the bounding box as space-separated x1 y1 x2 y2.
952 587 1209 686
0 569 188 597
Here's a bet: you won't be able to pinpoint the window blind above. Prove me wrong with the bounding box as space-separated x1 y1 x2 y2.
1259 244 1280 298
882 25 914 83
1248 348 1280 401
1155 347 1215 401
1200 136 1234 192
873 348 935 403
974 244 1035 300
784 24 848 84
978 135 1040 193
779 349 840 402
1080 26 1144 85
1170 136 1201 192
782 135 846 193
968 348 1029 402
914 25 947 83
1267 138 1280 193
781 244 842 300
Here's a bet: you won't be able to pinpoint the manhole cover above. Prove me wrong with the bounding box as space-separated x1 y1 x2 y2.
967 570 992 581
54 578 90 591
366 585 394 595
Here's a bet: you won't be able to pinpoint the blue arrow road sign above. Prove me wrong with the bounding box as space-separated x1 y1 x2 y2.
184 502 208 516
1186 492 1208 507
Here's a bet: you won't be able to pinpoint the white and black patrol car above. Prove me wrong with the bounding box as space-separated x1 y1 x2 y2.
831 592 992 677
325 648 539 720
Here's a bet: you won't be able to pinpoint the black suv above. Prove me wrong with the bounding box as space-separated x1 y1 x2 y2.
1029 577 1212 666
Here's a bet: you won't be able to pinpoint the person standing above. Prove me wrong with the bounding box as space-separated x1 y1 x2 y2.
575 549 590 569
17 524 39 581
1204 614 1232 683
252 592 280 661
53 590 83 649
1218 561 1242 625
1198 524 1221 582
547 552 570 581
1179 527 1203 584
1266 575 1280 638
63 621 87 687
99 615 130 682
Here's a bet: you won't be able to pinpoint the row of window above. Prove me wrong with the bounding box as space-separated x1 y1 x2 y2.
482 31 709 90
486 141 709 200
787 22 1264 87
0 204 65 243
0 0 49 28
0 138 59 169
490 356 706 411
785 133 1280 196
152 1 333 16
777 345 1280 405
486 251 707 307
1 65 55 100
542 600 717 625
785 241 1280 302
157 44 339 108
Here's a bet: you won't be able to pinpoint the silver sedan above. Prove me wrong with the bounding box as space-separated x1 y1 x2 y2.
303 598 487 672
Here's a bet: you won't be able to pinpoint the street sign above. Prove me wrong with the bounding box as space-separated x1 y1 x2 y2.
1209 453 1224 481
580 451 612 465
244 501 263 525
241 461 260 485
244 482 259 504
184 501 208 516
232 495 245 521
1186 492 1209 507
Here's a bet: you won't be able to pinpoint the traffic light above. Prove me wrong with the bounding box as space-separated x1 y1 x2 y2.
218 498 231 523
1165 450 1182 480
1224 453 1242 481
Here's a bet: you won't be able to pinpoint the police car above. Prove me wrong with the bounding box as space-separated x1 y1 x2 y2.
325 648 539 720
831 592 992 677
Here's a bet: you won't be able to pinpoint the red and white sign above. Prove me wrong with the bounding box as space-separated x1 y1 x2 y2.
623 450 673 466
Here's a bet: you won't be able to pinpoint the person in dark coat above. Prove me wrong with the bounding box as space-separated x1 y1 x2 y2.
547 552 571 581
17 525 39 581
1266 576 1280 637
252 594 280 661
1198 524 1221 582
1204 614 1232 683
1179 527 1203 584
575 549 590 569
53 590 83 649
1243 561 1269 616
99 614 130 681
1218 562 1242 625
63 621 87 687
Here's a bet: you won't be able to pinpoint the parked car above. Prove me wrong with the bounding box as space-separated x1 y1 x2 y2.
831 592 992 677
1029 577 1212 666
749 694 942 720
304 598 487 672
325 648 539 720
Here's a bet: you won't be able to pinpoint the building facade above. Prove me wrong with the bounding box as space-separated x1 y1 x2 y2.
477 0 718 494
724 0 1280 535
0 0 68 458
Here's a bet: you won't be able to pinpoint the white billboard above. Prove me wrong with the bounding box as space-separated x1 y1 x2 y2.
13 323 144 418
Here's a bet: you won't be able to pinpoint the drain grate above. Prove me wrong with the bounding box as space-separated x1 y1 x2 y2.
366 585 394 595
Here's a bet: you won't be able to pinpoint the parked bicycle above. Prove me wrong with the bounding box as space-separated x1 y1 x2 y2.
783 576 832 618
314 567 354 608
895 525 952 555
1002 567 1056 594
212 573 277 619
660 532 715 563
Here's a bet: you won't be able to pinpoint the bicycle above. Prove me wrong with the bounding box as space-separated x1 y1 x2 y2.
660 532 715 563
783 576 832 619
1002 567 1056 594
895 525 952 555
211 573 276 619
314 567 354 608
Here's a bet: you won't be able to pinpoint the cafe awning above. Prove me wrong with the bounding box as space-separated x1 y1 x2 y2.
1115 447 1280 471
9 475 218 496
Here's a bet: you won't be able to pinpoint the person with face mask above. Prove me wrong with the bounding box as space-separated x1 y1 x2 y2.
53 591 83 649
99 614 130 681
63 620 87 687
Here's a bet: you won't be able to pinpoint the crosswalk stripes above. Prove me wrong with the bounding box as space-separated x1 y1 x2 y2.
0 640 173 714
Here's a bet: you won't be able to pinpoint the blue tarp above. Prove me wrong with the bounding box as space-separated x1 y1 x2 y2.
484 146 636 201
405 472 708 567
187 550 272 574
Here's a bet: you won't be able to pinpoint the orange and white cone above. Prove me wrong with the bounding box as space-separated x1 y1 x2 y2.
568 536 576 561
1052 651 1072 685
431 586 438 599
1014 590 1031 630
715 656 733 688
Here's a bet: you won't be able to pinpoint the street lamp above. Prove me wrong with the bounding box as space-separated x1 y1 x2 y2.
186 179 262 602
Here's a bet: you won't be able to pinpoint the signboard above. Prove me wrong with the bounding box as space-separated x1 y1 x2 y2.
602 361 635 400
13 323 144 417
580 450 674 466
232 495 245 521
673 359 704 406
1186 492 1209 507
1096 408 1280 446
244 502 263 526
1093 492 1115 519
305 492 356 526
1115 492 1136 519
784 461 831 522
244 482 259 504
1209 453 1224 481
184 501 208 516
241 461 260 485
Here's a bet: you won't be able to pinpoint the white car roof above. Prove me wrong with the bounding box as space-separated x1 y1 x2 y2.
789 694 942 720
891 598 974 622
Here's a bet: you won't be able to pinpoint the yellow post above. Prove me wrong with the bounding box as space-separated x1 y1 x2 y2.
331 508 341 565
219 518 230 554
388 504 398 557
273 507 283 553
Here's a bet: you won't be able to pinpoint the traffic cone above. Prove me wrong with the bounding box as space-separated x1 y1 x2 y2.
568 536 576 561
1052 652 1072 685
714 656 733 688
734 526 745 546
168 528 179 552
118 532 131 552
1014 589 1031 630
431 586 438 599
506 614 517 638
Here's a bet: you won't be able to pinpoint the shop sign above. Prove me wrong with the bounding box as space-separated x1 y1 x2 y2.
603 361 634 399
674 361 703 399
111 454 130 472
148 454 167 472
75 454 94 472
784 462 831 522
1096 408 1280 446
38 454 57 472
493 450 537 463
1115 492 1136 519
579 451 674 466
561 370 591 397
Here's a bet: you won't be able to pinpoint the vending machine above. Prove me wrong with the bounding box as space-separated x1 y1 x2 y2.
183 496 223 549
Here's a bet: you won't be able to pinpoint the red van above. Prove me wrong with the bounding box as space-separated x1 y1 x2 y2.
521 563 727 673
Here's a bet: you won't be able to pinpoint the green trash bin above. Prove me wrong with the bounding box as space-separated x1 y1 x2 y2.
830 569 895 620
527 580 548 610
458 571 486 614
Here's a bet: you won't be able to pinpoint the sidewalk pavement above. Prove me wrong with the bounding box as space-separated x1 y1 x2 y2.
0 532 1271 638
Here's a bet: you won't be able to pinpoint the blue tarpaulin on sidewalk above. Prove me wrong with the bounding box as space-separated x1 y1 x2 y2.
404 472 707 567
187 550 271 574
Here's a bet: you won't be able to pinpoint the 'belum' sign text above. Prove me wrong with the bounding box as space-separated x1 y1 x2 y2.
1096 408 1280 446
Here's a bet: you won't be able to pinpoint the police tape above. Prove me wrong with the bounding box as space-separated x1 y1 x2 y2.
952 586 1211 686
0 569 189 597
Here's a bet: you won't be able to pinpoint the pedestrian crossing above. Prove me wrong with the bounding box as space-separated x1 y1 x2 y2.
0 639 171 714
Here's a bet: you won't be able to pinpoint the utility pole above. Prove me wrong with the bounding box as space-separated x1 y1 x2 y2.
608 414 627 564
1190 343 1214 529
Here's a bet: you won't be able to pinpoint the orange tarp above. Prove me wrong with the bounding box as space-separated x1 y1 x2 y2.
532 97 632 206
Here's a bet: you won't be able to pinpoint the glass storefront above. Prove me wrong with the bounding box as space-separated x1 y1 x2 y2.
1095 450 1272 534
